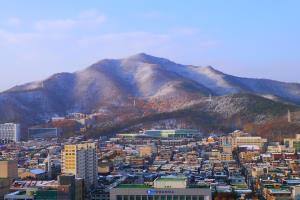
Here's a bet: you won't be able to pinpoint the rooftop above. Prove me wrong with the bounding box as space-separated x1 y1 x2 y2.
116 184 152 189
157 175 187 181
268 188 291 194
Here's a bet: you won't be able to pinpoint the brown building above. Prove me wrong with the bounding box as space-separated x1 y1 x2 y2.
98 160 112 174
139 146 153 157
0 160 18 199
0 160 18 180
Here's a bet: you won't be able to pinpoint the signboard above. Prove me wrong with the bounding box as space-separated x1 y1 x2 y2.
147 190 175 195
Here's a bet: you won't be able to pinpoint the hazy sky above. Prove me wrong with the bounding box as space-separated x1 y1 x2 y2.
0 1 299 91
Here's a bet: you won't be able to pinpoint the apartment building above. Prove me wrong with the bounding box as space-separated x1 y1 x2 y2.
61 143 98 188
221 130 267 149
0 123 20 143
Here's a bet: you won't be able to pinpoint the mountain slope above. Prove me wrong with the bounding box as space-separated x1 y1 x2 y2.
1 53 300 131
85 93 299 137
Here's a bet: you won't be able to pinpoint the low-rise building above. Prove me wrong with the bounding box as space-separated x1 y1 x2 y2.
284 134 300 152
111 176 212 200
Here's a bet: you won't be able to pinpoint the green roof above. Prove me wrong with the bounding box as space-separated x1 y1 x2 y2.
34 190 58 200
268 189 291 194
232 184 248 189
157 175 187 181
115 183 209 189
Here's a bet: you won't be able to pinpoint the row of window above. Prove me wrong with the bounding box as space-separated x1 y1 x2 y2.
64 153 76 156
116 195 205 200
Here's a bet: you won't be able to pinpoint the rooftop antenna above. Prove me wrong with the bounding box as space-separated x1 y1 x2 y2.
47 153 52 179
288 109 292 123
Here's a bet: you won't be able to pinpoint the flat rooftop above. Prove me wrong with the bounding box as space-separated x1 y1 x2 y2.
116 184 152 189
115 184 210 189
158 177 186 181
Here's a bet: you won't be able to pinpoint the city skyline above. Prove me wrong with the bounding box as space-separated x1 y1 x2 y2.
2 2 300 199
0 0 300 91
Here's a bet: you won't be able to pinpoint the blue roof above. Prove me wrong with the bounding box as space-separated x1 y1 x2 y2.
30 169 46 175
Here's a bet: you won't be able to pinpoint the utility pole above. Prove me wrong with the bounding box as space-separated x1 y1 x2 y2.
288 109 292 123
47 153 52 179
209 94 212 102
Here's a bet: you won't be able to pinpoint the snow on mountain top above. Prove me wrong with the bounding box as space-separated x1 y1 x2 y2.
6 81 43 92
3 53 300 105
125 53 173 64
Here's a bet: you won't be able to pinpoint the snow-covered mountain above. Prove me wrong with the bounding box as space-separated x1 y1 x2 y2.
1 53 300 126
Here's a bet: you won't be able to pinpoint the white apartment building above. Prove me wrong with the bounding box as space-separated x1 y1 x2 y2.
0 123 20 143
221 131 267 149
234 136 267 148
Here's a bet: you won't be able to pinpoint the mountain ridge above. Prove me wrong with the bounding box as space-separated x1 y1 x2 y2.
0 53 300 136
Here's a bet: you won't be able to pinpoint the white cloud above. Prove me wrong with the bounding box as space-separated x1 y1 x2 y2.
6 17 21 27
34 11 106 32
77 32 169 47
0 29 38 45
0 10 221 90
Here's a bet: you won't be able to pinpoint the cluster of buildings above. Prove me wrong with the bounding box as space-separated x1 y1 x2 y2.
1 126 300 199
0 123 60 142
0 112 99 143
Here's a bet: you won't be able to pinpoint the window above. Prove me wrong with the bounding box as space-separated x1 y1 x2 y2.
136 195 141 200
117 195 123 200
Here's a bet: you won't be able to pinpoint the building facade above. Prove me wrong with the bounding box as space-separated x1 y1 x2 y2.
0 123 20 143
110 188 212 200
111 176 211 200
28 128 61 139
0 160 18 180
284 134 300 152
61 143 97 188
143 129 200 138
221 133 267 149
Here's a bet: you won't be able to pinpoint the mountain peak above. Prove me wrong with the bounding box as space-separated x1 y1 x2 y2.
128 52 155 59
132 52 151 57
1 53 300 129
125 53 173 65
203 65 224 75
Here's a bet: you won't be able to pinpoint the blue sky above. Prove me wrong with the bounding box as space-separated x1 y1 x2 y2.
0 0 299 91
